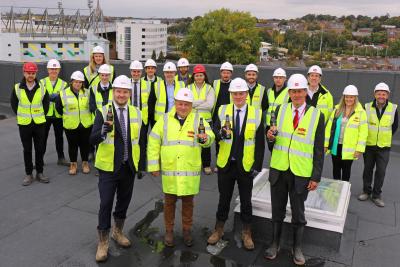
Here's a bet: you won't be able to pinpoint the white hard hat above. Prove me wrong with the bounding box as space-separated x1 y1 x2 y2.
374 82 390 93
175 88 194 103
343 85 358 96
177 58 189 67
144 59 157 68
92 45 105 54
273 68 286 77
287 74 308 90
163 62 177 72
245 63 258 73
71 71 84 81
220 62 233 72
129 60 143 70
308 65 322 75
229 78 249 92
47 59 61 69
113 75 132 90
98 64 111 74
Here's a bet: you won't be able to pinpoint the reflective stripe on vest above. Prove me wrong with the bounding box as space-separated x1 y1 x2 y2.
154 80 185 122
95 104 142 171
265 87 289 126
60 88 92 129
270 103 320 178
247 84 265 109
216 104 261 172
316 84 333 124
365 102 396 148
41 77 66 118
15 83 46 125
84 65 115 86
91 83 113 110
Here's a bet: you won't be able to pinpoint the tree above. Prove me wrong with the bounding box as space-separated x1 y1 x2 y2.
181 8 261 64
157 50 165 62
151 50 157 60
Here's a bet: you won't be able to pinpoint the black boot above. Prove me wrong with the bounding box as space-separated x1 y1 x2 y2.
264 222 282 260
292 225 305 265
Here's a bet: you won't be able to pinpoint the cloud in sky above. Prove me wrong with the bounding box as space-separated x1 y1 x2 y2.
2 0 399 19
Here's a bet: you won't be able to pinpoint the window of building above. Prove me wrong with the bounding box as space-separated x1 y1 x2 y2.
142 28 145 32
57 52 63 56
8 44 11 47
40 51 47 56
142 48 145 52
23 51 30 55
8 53 12 57
142 35 145 38
58 43 63 48
74 43 79 48
142 42 145 45
141 55 145 58
41 43 46 48
23 43 28 48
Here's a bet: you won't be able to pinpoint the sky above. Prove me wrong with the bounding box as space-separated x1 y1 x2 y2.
1 0 399 19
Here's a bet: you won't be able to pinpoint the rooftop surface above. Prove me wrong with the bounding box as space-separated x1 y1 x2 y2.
0 107 399 267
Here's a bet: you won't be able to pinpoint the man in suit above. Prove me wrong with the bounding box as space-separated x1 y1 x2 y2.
90 75 146 262
265 74 325 266
207 78 265 251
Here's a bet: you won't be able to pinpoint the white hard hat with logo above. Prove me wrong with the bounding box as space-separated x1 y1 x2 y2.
343 85 358 96
175 88 194 103
245 63 258 73
229 78 249 92
273 68 286 77
113 75 132 90
308 65 322 75
98 64 111 74
177 58 189 67
47 59 61 69
92 45 105 54
374 82 390 93
287 74 308 90
144 59 157 68
163 62 177 72
70 71 85 81
129 60 143 70
220 62 233 72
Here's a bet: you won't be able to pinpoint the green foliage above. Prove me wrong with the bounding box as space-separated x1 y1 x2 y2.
151 50 157 60
181 8 261 64
157 51 165 63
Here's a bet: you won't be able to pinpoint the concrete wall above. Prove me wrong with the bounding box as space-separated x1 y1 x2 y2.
2 60 399 106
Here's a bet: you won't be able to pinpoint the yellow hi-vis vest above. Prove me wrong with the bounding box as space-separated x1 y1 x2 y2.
147 110 215 196
83 65 115 86
174 73 191 86
90 82 113 110
14 83 46 125
216 104 261 172
154 80 185 122
60 87 93 129
131 78 152 125
247 83 265 109
315 84 334 124
40 77 66 118
325 103 368 160
265 86 289 126
187 83 214 121
95 104 142 172
212 79 232 114
270 103 321 178
365 101 397 148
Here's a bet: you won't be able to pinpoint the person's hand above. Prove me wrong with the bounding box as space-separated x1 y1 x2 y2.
307 180 318 191
49 93 58 102
324 147 328 153
354 151 362 159
101 122 113 135
197 133 208 144
250 169 259 179
151 171 160 177
266 126 277 141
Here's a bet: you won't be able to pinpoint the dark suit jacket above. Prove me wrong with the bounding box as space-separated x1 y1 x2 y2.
213 105 265 175
90 104 146 174
268 104 325 187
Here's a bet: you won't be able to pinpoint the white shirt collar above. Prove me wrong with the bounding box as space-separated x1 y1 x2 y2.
234 104 247 112
292 102 306 113
113 101 128 110
100 82 110 88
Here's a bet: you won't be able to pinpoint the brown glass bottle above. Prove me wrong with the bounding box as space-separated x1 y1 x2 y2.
225 114 232 139
198 118 206 143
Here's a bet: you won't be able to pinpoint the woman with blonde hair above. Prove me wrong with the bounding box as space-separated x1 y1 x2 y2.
325 85 368 181
83 46 115 89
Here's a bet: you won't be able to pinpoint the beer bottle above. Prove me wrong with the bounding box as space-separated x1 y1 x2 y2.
198 118 206 144
270 112 278 136
106 105 113 130
224 114 232 139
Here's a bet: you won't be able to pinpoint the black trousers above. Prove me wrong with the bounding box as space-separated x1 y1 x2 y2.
216 162 253 224
331 144 354 181
202 147 211 168
44 117 64 158
362 146 390 198
64 125 91 162
98 164 135 230
271 170 309 226
18 123 46 175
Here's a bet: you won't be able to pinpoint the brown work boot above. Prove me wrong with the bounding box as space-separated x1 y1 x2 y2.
36 173 49 183
207 221 225 245
164 230 174 247
95 229 109 262
241 224 255 250
111 218 131 247
22 174 34 186
69 162 78 175
183 229 193 247
82 161 91 174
